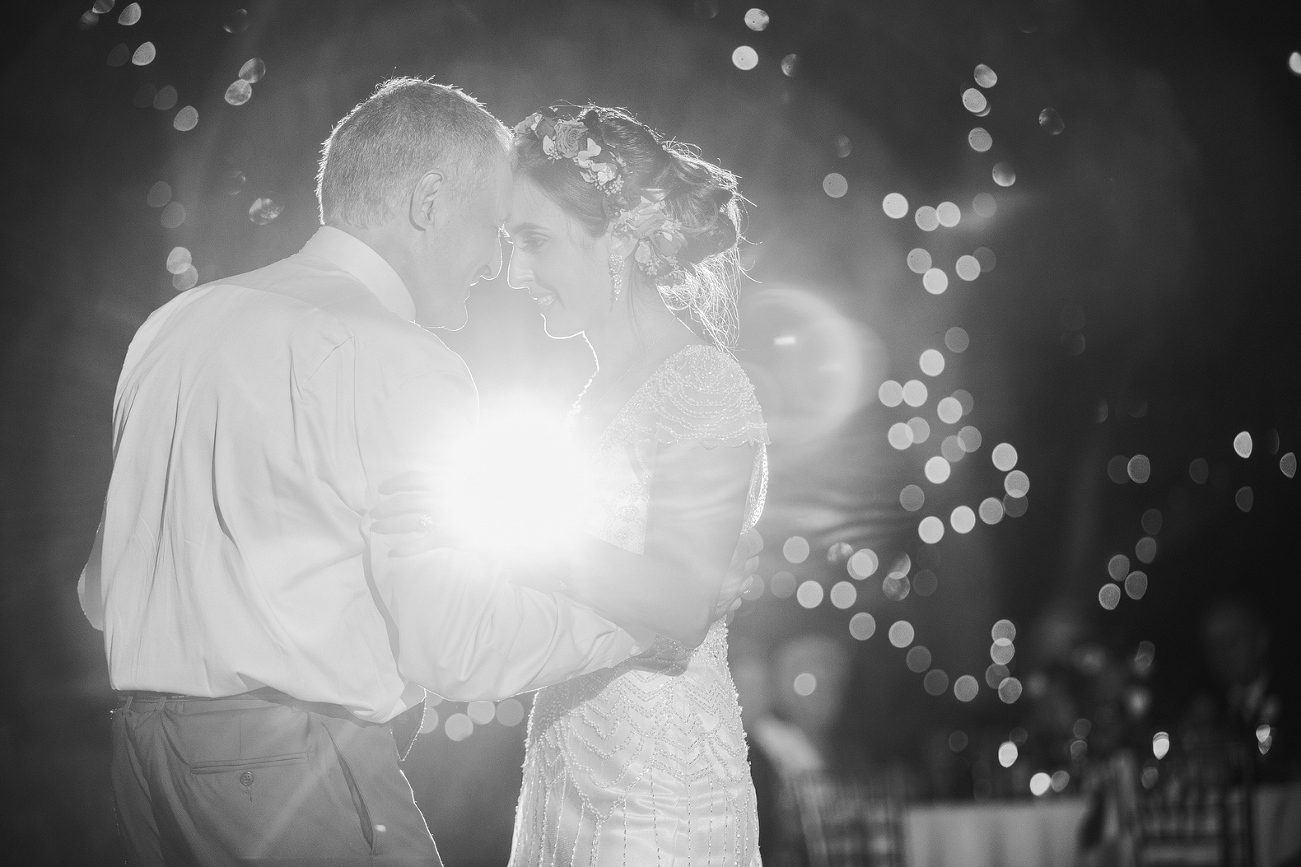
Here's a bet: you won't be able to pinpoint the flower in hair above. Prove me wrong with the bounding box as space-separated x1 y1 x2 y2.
613 196 688 281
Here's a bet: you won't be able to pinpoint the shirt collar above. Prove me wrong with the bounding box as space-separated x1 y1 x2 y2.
300 225 416 321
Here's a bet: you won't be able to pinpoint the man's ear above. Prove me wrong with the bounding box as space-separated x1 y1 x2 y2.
410 170 445 230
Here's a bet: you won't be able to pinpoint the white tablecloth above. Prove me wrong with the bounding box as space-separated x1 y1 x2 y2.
904 785 1301 867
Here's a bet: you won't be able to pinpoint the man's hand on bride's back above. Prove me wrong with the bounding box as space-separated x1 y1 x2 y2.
713 527 763 622
369 471 461 557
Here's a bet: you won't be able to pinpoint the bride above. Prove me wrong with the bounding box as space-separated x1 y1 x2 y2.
384 105 767 865
504 106 766 867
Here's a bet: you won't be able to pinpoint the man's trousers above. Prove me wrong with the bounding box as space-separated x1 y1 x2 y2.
111 692 441 866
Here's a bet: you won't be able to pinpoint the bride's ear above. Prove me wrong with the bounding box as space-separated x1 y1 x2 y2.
606 231 636 261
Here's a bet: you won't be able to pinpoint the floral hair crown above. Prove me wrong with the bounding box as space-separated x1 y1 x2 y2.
514 109 689 282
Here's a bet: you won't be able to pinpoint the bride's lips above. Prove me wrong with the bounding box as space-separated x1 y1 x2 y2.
529 291 557 309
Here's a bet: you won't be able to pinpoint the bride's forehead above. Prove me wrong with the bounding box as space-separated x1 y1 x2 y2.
507 177 567 226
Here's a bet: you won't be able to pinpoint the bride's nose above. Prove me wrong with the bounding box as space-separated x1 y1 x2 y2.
506 248 530 290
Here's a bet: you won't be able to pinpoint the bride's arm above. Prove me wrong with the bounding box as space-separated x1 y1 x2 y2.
548 440 756 648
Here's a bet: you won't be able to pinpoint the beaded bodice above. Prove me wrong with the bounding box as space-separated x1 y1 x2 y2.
510 344 768 867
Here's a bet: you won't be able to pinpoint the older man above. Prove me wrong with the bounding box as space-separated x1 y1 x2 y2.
80 78 756 866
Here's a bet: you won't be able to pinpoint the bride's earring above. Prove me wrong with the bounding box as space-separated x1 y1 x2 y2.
608 253 624 309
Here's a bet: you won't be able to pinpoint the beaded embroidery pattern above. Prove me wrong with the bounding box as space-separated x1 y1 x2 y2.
510 345 768 867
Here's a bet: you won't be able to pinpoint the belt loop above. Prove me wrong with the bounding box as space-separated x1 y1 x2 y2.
123 694 134 713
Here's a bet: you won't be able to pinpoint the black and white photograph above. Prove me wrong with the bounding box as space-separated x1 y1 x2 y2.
2 2 1299 865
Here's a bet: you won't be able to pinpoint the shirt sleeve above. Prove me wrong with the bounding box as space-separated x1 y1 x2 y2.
357 366 639 701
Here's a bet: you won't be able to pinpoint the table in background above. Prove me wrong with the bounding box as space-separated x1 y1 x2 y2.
904 784 1301 867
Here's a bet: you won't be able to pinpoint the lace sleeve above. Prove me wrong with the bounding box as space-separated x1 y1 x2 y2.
649 345 769 527
649 345 770 449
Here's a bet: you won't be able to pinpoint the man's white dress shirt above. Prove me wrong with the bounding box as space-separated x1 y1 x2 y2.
79 226 637 722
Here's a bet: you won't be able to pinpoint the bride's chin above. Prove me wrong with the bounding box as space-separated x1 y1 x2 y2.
541 316 580 340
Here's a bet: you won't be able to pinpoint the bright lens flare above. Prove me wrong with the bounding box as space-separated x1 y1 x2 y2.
444 402 592 551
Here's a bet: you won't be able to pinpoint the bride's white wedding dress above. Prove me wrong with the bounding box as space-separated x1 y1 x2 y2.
509 344 769 867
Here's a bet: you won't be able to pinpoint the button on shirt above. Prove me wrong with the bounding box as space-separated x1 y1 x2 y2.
79 226 637 722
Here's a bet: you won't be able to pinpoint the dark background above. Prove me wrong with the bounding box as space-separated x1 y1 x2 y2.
2 1 1299 863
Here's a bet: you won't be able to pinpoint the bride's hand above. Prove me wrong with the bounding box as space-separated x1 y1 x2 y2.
713 527 764 622
369 471 461 557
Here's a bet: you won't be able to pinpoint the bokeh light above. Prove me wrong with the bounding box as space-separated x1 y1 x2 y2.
249 197 283 224
925 457 951 484
467 700 495 725
793 672 817 696
119 3 141 25
923 669 949 696
1282 452 1297 478
796 580 824 608
878 379 903 406
445 712 474 742
923 268 949 294
1003 495 1028 518
900 484 925 511
132 41 156 66
165 246 192 274
107 44 129 66
949 731 969 751
1038 108 1064 134
829 581 857 609
907 416 931 444
992 443 1018 471
919 349 945 376
826 541 854 563
1099 583 1121 610
1153 731 1170 760
1236 486 1254 512
950 505 975 533
882 573 910 602
1135 536 1157 564
991 619 1016 641
173 106 199 132
153 86 178 111
147 181 172 208
160 201 186 229
992 162 1016 186
1125 570 1148 600
225 80 253 105
998 677 1023 703
979 497 1004 524
495 698 525 727
986 663 1010 688
849 612 876 641
958 425 982 452
913 569 937 596
955 255 981 281
953 675 979 702
1127 454 1151 483
902 379 928 407
783 535 810 563
1141 508 1163 535
882 193 909 218
973 246 996 272
888 620 915 648
937 397 962 424
936 202 961 227
945 327 969 353
744 8 769 30
973 193 997 218
224 8 249 32
888 422 914 450
770 571 796 598
918 516 944 543
990 639 1015 665
973 63 997 87
962 88 988 114
998 741 1018 767
832 134 852 158
906 645 932 673
822 173 848 198
915 206 939 231
1108 554 1130 582
907 248 933 274
847 549 878 580
941 433 964 459
732 46 759 70
1189 457 1210 483
968 127 992 152
1234 430 1253 458
1030 772 1051 796
780 54 799 76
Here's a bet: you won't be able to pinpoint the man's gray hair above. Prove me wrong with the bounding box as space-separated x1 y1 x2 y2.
316 77 510 228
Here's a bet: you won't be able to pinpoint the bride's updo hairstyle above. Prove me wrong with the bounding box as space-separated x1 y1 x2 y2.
513 106 744 348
